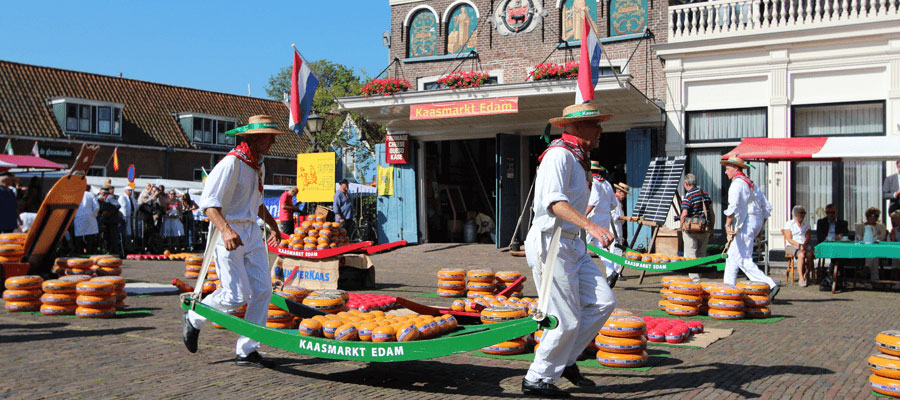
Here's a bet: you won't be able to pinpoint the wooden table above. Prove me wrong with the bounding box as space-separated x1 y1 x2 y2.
814 241 900 293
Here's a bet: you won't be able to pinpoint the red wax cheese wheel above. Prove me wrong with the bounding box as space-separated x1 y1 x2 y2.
666 293 702 306
594 334 647 354
600 315 646 338
870 354 900 380
668 282 702 295
40 293 77 305
708 298 744 311
3 289 42 300
482 339 527 355
708 309 745 320
5 275 43 290
744 307 772 319
646 328 665 342
709 284 744 300
595 350 649 368
466 269 495 283
743 295 771 307
737 280 770 295
5 300 41 312
76 281 115 296
75 306 116 318
869 374 900 397
481 306 527 324
40 304 77 315
877 331 900 357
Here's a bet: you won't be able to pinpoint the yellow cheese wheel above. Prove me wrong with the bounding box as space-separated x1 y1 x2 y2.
371 325 397 342
658 299 670 310
870 354 900 380
4 300 41 312
600 315 647 338
595 350 649 368
91 276 126 291
737 280 770 295
466 269 495 283
298 318 323 337
96 257 122 267
669 282 702 295
666 293 703 306
877 331 900 357
481 338 527 355
40 303 77 315
708 309 745 320
744 307 771 319
335 324 359 341
302 294 345 314
3 289 42 301
665 303 700 316
495 271 522 282
660 276 692 288
40 293 77 305
707 298 745 311
437 288 466 298
75 306 116 318
396 323 420 342
436 279 466 290
76 281 115 296
5 275 43 290
436 268 466 280
59 275 92 283
321 319 343 339
869 374 900 397
480 306 527 324
76 294 116 308
466 281 495 291
708 284 745 300
743 295 771 307
594 334 647 354
41 279 77 294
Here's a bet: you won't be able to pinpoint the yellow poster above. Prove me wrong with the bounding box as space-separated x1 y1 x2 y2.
296 152 335 202
377 165 394 196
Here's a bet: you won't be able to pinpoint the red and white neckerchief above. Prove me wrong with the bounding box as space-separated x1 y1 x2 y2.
733 171 754 190
592 173 604 182
227 142 263 192
539 133 591 188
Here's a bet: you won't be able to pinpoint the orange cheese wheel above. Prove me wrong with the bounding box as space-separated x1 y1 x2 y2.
96 257 122 267
76 294 116 308
0 244 24 254
67 267 93 275
298 318 323 337
279 286 309 300
869 374 900 397
665 303 700 316
4 300 41 312
185 256 204 265
708 284 745 300
466 269 495 283
659 288 672 299
321 319 343 338
600 315 647 338
870 354 900 380
184 271 199 279
436 268 466 280
396 323 420 342
737 280 770 295
67 258 92 267
185 265 202 272
877 331 900 357
266 320 297 329
42 279 77 294
666 293 702 306
743 295 771 307
267 308 294 322
495 271 522 282
40 293 77 305
335 324 359 341
450 299 466 311
481 306 527 324
481 338 527 355
89 255 110 263
467 290 494 299
436 279 466 290
91 276 126 290
440 315 459 332
707 298 744 311
436 288 465 298
40 304 77 315
466 281 495 291
96 266 122 276
744 307 771 319
708 309 745 320
0 233 26 243
371 325 397 342
700 282 718 294
594 334 647 354
76 281 115 296
595 350 648 368
357 322 379 341
310 289 349 303
3 289 42 301
5 275 43 290
660 276 692 288
669 282 702 295
75 306 116 318
302 294 345 314
658 300 670 310
59 275 92 283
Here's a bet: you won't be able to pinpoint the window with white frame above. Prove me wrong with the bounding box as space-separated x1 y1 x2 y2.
87 166 106 177
60 101 123 136
419 69 503 91
191 117 236 146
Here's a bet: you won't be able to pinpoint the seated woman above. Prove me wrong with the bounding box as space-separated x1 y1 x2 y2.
855 207 888 283
782 205 812 287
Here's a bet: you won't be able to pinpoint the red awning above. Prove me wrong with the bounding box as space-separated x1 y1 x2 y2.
723 137 900 162
0 155 66 170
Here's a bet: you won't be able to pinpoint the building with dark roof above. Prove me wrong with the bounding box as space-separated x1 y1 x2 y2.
0 60 307 185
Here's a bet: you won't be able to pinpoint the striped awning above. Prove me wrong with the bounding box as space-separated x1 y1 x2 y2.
723 137 900 162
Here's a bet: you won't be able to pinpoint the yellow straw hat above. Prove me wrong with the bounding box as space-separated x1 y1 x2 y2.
226 114 290 136
548 103 614 128
720 156 750 170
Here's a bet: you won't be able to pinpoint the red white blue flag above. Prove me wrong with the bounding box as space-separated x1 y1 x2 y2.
289 50 319 134
576 14 602 104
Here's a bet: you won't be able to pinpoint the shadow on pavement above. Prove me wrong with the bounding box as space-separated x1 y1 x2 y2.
0 326 154 344
423 244 473 253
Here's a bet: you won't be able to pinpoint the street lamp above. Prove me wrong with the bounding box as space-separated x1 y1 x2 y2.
306 112 324 151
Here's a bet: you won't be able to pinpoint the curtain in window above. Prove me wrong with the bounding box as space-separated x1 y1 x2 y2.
688 150 724 229
793 103 884 136
843 161 882 225
687 109 766 141
794 162 832 222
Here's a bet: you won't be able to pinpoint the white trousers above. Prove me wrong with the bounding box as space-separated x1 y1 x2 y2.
724 215 777 289
525 231 617 383
188 221 271 357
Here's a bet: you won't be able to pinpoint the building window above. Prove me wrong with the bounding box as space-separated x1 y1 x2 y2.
686 108 767 142
66 104 78 131
609 0 647 37
446 4 477 54
87 166 106 177
98 107 111 134
408 9 438 58
62 101 123 136
273 174 296 185
686 149 767 231
139 175 162 179
560 0 597 43
189 116 235 146
792 101 884 137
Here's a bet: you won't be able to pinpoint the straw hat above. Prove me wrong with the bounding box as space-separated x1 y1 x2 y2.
227 114 289 136
590 160 607 173
720 155 750 170
548 103 614 128
613 182 630 194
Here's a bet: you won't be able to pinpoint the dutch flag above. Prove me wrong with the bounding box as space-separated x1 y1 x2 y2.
575 14 602 104
289 50 319 134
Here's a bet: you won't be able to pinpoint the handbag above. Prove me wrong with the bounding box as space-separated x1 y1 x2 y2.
682 195 709 233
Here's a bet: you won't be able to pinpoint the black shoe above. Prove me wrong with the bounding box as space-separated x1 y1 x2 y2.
607 271 619 289
521 379 571 398
235 351 272 368
768 285 780 300
562 364 595 387
182 311 199 353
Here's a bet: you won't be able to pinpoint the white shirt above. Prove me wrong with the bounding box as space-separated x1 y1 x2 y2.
724 176 772 224
118 193 136 219
783 219 809 244
200 155 264 223
587 178 616 227
610 200 625 238
73 191 99 236
529 147 591 234
826 220 836 241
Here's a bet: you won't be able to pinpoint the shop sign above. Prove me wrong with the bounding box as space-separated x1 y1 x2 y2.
410 97 518 121
385 134 409 165
38 146 74 158
296 152 336 202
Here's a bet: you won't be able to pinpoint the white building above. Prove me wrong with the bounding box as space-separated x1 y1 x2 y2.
656 0 900 249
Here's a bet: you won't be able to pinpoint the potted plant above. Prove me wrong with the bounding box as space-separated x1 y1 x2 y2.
529 61 579 81
362 78 411 97
436 71 491 89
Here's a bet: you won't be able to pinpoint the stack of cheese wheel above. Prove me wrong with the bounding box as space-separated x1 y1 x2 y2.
284 217 350 251
40 279 78 315
52 257 70 276
658 276 692 312
595 315 648 367
296 311 458 343
0 243 24 263
707 283 746 320
92 276 127 310
75 280 116 318
184 255 203 279
698 282 719 315
95 257 123 276
870 331 900 397
737 280 772 319
3 275 43 312
495 271 523 296
665 280 702 317
466 269 495 298
436 268 466 298
479 305 529 355
268 292 297 329
302 293 345 314
66 258 93 276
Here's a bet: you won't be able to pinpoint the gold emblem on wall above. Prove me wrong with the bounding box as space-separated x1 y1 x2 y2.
447 10 477 54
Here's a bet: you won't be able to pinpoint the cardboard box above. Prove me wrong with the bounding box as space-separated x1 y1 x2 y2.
274 253 374 290
315 205 334 222
654 228 681 257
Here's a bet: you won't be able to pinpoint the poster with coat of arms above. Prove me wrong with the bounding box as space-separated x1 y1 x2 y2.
609 0 647 37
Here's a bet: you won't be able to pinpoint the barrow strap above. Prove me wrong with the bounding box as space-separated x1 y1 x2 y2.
586 243 724 272
536 220 563 319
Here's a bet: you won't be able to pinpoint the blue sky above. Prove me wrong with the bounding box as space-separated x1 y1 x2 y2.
0 1 391 99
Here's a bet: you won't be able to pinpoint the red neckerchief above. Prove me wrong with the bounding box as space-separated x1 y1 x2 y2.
227 142 263 192
733 171 754 190
538 133 589 171
592 173 604 182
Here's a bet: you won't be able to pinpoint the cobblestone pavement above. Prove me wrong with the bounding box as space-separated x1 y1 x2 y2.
1 243 896 399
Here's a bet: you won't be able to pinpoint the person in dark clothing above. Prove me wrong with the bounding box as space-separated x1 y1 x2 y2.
0 172 18 233
333 179 355 239
97 185 123 256
816 203 851 291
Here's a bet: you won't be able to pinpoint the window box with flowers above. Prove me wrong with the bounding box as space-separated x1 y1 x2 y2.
528 61 579 81
362 78 411 97
436 71 491 89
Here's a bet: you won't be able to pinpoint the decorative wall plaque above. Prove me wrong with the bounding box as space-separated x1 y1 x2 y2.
408 10 438 58
447 4 478 54
493 0 544 36
609 0 647 37
560 0 597 42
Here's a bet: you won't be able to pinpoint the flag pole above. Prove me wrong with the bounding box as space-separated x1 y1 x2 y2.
583 11 623 88
291 44 344 109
